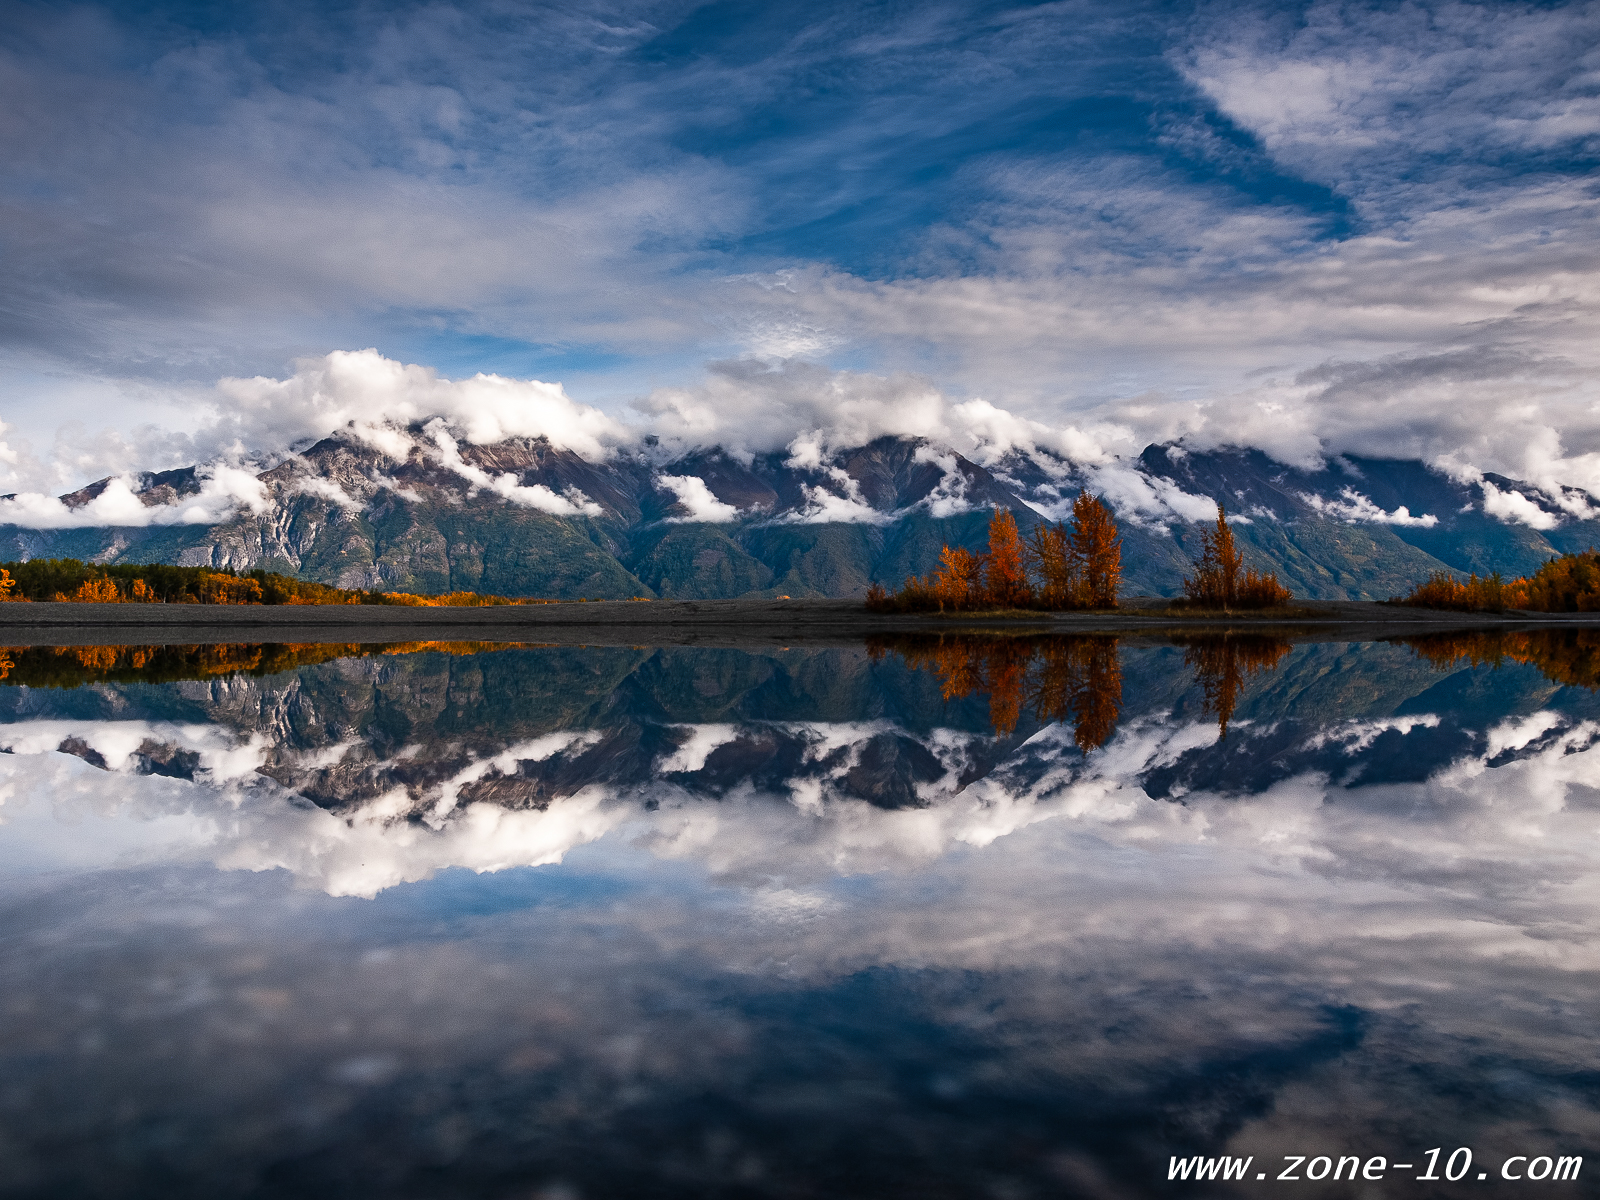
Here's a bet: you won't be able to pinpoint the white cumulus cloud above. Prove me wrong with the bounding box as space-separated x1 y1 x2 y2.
209 349 631 464
0 466 268 530
656 475 741 523
1481 480 1559 531
1299 487 1438 528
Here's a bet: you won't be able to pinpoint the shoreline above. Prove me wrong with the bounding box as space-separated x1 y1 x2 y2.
2 596 1599 648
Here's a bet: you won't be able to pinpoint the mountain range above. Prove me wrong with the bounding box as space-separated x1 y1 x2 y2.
3 425 1596 600
3 636 1587 835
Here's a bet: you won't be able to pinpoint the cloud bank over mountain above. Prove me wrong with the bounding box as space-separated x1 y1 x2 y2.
0 0 1596 524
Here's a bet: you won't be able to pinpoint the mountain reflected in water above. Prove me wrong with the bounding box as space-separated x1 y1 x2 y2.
1 631 1599 1197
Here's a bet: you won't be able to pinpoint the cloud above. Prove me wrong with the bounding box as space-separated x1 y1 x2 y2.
1299 487 1438 528
656 476 741 523
12 693 1600 914
657 725 744 774
10 693 1600 1180
423 420 604 516
1181 0 1600 199
913 448 977 519
1081 462 1219 526
778 467 897 526
290 476 364 510
214 350 631 462
1302 714 1442 754
428 731 605 823
1480 479 1560 530
0 465 267 530
635 357 1124 466
1 0 1598 511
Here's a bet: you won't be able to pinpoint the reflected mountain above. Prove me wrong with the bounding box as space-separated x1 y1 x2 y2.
1 630 1597 897
3 632 1600 1197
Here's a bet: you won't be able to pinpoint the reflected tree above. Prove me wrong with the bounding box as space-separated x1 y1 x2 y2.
871 634 1123 749
1400 629 1600 690
1178 636 1293 739
0 641 544 690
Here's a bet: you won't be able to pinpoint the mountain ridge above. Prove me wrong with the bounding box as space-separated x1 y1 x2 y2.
4 426 1596 601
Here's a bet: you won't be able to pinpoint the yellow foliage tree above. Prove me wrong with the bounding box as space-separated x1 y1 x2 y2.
72 577 123 603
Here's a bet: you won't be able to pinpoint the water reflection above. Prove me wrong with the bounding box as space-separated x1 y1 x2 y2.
870 633 1124 747
1 631 1598 1197
1401 627 1600 687
0 639 535 686
1176 634 1293 738
869 631 1296 744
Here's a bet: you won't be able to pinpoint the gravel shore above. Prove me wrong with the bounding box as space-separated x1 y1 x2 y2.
2 596 1598 647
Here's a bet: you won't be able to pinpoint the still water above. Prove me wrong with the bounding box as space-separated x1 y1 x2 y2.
1 631 1597 1198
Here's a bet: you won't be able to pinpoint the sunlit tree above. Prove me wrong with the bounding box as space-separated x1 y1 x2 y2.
984 509 1030 608
1068 492 1120 609
933 545 984 609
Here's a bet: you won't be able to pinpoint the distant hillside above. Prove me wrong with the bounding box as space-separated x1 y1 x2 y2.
3 427 1596 601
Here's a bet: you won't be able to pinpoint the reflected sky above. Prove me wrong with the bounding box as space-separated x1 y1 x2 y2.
1 635 1598 1198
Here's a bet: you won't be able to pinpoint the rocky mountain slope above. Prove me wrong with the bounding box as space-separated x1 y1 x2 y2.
3 425 1596 600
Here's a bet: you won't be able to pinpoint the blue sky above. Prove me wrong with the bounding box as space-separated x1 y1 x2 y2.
2 0 1598 492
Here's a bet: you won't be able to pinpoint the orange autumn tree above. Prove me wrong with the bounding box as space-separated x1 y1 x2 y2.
868 496 1122 612
62 577 122 603
1067 491 1120 609
1183 503 1243 605
871 510 1019 612
1026 521 1073 608
1398 548 1600 614
1182 502 1291 609
983 509 1030 608
932 545 985 609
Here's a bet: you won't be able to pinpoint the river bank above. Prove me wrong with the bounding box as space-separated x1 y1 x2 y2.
2 596 1598 648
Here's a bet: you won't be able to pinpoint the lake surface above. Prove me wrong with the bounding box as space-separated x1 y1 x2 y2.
1 631 1597 1198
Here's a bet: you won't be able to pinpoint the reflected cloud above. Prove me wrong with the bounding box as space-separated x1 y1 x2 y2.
1 631 1597 909
4 634 1600 1195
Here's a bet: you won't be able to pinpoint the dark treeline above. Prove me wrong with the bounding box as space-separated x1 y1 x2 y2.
0 559 558 606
